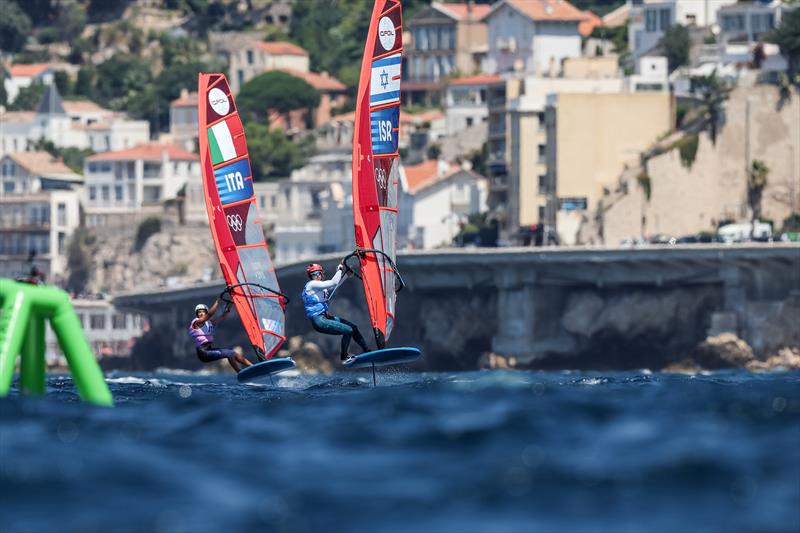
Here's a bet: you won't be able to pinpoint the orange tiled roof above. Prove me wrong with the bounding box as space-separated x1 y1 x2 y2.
434 2 492 21
255 41 309 56
282 69 346 91
494 0 586 22
171 92 198 107
403 160 440 193
62 100 108 114
400 109 445 126
8 63 52 78
0 111 36 123
87 142 197 162
449 74 502 86
579 10 603 37
6 151 80 178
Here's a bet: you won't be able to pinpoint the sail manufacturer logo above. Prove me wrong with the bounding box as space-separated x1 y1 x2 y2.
208 88 230 116
378 17 396 51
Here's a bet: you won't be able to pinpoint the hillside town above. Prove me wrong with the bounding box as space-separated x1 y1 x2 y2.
1 0 799 364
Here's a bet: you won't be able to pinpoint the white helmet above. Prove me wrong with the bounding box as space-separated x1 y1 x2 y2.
195 304 209 313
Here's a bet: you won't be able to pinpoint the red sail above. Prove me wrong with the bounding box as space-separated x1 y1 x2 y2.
197 73 285 359
352 0 402 347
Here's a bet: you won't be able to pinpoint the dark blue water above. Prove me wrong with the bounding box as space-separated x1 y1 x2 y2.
1 370 799 533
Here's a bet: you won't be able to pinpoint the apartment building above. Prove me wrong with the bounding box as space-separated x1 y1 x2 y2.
404 2 491 105
209 33 310 94
545 91 673 243
83 143 199 227
483 0 586 77
0 85 149 157
2 63 54 103
401 160 488 249
0 152 82 281
628 0 737 59
444 74 500 135
169 90 199 153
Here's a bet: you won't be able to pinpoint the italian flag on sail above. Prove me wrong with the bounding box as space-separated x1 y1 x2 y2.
208 116 246 165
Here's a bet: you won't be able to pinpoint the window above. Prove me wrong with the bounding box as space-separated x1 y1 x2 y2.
101 185 110 201
247 49 254 65
57 232 66 255
538 206 545 221
260 195 265 208
78 313 85 327
90 314 106 330
237 69 244 87
57 203 66 225
115 185 123 202
143 162 161 178
537 112 545 131
538 175 547 194
4 181 15 193
89 186 97 201
537 144 546 163
112 314 127 330
645 9 658 31
466 117 474 127
659 8 671 31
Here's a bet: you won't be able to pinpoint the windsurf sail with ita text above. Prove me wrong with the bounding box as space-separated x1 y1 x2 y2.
348 0 405 349
197 73 287 360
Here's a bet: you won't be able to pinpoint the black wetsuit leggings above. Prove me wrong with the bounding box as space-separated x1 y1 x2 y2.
196 343 236 362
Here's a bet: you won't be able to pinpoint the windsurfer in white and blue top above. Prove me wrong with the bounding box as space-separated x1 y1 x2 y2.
303 263 370 361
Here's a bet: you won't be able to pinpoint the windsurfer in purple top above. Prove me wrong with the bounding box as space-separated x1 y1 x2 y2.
189 299 253 372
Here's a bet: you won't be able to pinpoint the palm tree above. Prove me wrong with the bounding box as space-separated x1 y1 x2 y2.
748 159 769 239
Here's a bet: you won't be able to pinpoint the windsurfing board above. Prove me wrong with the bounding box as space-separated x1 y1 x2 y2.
237 357 296 382
342 347 421 369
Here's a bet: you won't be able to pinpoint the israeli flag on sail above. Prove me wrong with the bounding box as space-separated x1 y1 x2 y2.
370 54 401 106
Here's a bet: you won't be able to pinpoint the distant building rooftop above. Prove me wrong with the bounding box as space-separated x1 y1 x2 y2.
5 151 81 181
255 41 308 56
282 69 346 92
171 91 198 107
449 74 502 86
62 100 109 114
485 0 587 23
433 2 493 20
7 63 52 78
87 142 197 162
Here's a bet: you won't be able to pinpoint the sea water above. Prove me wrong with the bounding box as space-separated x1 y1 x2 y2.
1 370 798 533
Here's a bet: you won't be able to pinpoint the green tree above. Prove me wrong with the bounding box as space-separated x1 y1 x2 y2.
0 72 7 107
238 71 320 125
748 159 769 238
426 143 442 160
691 71 729 144
771 7 800 76
54 2 87 44
32 138 94 174
661 24 690 71
245 123 313 180
53 70 73 97
93 54 152 110
8 81 47 111
0 0 33 52
66 228 92 294
74 65 95 99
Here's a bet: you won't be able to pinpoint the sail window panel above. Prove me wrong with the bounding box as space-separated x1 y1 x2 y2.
244 203 264 246
237 247 279 290
253 297 285 337
387 159 399 209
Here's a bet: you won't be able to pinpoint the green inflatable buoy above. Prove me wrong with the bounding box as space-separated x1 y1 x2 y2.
0 279 113 406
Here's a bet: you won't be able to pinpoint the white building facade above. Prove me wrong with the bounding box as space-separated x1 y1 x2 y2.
484 0 585 76
83 143 199 227
0 152 82 282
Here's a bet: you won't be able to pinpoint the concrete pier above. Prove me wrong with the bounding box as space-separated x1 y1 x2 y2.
115 244 800 370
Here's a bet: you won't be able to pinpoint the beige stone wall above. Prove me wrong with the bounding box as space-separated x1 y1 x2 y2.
602 83 800 244
556 92 673 213
456 19 488 74
562 56 620 79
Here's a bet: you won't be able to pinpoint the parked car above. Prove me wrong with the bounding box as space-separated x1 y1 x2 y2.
718 222 772 243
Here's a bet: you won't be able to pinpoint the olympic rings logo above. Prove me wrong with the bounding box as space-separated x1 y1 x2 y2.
227 214 243 232
376 168 388 190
